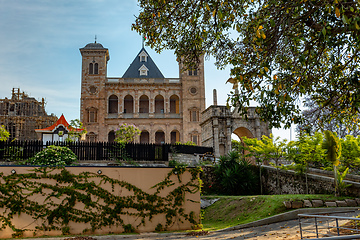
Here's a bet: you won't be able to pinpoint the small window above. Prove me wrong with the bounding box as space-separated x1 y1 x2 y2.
141 56 146 62
190 132 199 145
88 108 97 123
190 108 199 122
89 63 93 74
188 69 198 76
89 86 97 94
94 63 99 74
87 132 97 142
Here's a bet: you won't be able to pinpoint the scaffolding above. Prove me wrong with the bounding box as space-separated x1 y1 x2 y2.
0 88 57 140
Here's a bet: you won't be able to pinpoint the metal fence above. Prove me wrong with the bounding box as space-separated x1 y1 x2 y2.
298 211 360 239
0 140 213 162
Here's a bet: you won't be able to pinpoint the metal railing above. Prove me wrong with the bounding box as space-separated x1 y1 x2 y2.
298 211 360 239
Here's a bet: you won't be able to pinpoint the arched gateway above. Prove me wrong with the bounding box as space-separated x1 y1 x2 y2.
201 92 271 158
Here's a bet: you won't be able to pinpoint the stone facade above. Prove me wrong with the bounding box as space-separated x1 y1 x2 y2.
201 103 271 158
79 42 205 144
0 88 57 140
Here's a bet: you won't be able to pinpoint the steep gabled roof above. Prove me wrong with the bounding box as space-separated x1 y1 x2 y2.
35 114 81 133
122 48 164 78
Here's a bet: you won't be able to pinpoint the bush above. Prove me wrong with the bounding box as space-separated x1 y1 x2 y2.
214 151 259 195
27 145 77 166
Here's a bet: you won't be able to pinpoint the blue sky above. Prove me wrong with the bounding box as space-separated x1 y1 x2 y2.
0 0 293 140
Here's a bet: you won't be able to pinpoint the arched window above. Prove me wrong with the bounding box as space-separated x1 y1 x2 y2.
87 107 98 123
89 63 99 75
188 69 198 76
108 130 115 143
87 132 97 142
171 130 180 144
140 130 150 144
190 131 199 145
108 95 118 114
155 95 164 113
155 130 165 144
139 95 149 113
170 95 179 114
124 95 134 113
190 108 199 122
89 63 93 74
94 63 99 74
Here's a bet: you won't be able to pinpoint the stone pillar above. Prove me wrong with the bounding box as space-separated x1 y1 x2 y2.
226 119 232 153
213 118 220 158
213 89 217 106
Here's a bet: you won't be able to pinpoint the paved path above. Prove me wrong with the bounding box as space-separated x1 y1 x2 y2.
23 210 360 240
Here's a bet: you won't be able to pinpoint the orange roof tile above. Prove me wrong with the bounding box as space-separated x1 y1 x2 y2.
35 114 82 133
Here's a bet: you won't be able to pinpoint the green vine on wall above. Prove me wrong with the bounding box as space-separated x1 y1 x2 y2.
0 166 202 238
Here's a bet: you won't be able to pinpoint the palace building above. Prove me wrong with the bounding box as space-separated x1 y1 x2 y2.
79 41 205 144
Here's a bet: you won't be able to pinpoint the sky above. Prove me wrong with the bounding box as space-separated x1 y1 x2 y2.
0 0 294 141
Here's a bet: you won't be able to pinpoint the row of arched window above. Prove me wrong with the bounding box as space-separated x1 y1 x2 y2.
108 94 180 114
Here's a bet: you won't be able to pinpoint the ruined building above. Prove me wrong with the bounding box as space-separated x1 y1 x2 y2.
80 41 205 144
0 88 57 140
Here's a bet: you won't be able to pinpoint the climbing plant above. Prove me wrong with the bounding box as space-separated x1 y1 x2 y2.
0 166 202 237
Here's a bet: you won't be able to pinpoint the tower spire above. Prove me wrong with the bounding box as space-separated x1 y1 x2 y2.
95 35 97 43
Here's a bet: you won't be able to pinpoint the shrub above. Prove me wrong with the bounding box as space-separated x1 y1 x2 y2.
214 151 259 195
27 145 77 166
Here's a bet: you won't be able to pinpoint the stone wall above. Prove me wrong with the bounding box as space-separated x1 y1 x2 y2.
262 165 360 197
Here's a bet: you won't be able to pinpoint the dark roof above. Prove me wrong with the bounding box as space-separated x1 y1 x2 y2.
81 42 107 50
122 48 164 78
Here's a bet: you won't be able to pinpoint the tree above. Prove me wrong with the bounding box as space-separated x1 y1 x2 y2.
242 134 287 194
340 135 360 173
133 0 360 129
0 125 9 141
67 119 87 142
297 97 360 138
115 123 141 144
322 130 342 196
286 132 325 194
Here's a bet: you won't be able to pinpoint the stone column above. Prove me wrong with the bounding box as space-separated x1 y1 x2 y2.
213 118 220 158
213 89 217 106
227 118 232 153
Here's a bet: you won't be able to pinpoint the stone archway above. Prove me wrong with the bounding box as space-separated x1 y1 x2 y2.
201 105 271 158
233 127 254 139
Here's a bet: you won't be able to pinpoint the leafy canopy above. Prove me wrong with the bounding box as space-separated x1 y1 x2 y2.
133 0 360 128
0 125 10 141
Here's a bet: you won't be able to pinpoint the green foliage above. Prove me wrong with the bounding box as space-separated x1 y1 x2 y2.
214 151 259 195
0 125 9 141
340 135 360 173
286 132 325 172
0 166 202 237
26 145 78 166
323 130 342 167
242 134 287 166
336 167 352 196
175 141 197 146
115 123 141 144
133 0 360 129
67 119 87 142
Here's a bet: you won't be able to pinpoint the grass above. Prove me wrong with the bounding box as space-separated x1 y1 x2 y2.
201 194 352 231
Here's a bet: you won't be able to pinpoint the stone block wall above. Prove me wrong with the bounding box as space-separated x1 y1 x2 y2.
262 165 360 197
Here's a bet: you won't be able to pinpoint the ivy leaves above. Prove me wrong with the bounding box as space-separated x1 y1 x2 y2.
0 167 201 237
133 0 360 129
